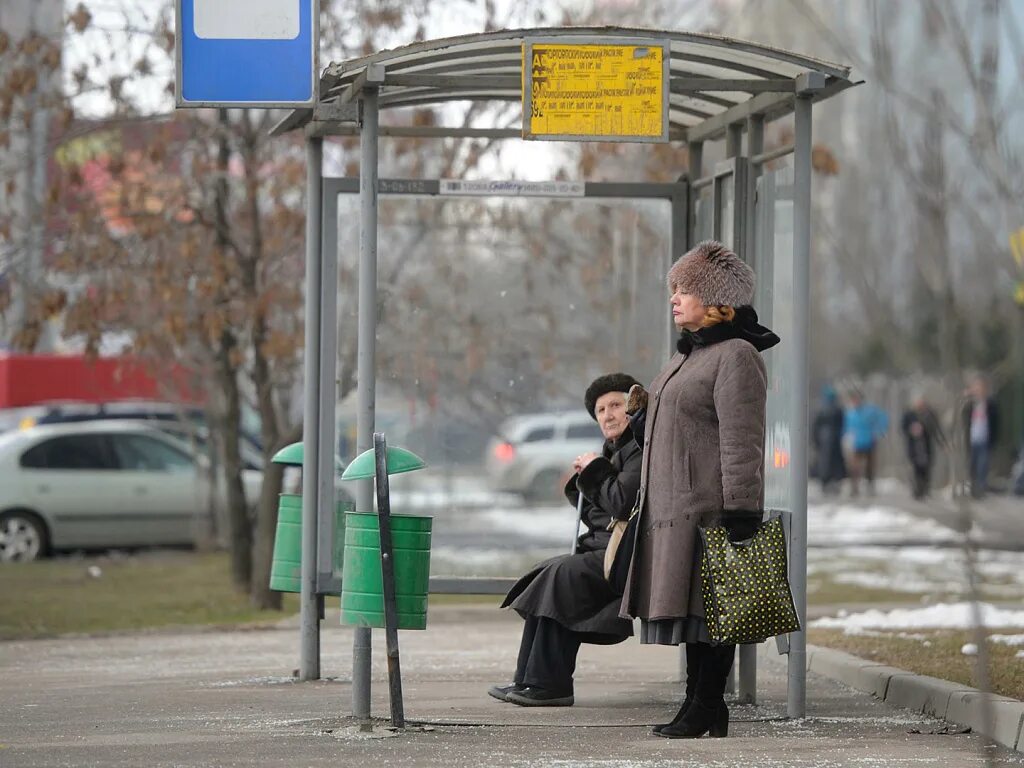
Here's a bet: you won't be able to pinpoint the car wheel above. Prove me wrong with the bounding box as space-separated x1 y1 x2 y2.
0 511 48 563
525 469 566 504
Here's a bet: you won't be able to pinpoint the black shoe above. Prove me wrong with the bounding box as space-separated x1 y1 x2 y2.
655 700 728 739
487 683 525 702
505 686 574 707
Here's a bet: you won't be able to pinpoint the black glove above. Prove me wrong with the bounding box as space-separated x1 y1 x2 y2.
627 407 647 445
719 510 762 543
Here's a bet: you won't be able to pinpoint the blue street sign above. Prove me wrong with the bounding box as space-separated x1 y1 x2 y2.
176 0 317 108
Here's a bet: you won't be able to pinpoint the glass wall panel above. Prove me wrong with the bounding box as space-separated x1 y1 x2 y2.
755 164 795 512
333 192 676 577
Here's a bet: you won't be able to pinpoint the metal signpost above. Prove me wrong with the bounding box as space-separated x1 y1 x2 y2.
372 433 406 729
174 0 325 683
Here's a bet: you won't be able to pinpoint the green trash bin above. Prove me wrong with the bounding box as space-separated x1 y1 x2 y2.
268 495 351 594
340 511 433 630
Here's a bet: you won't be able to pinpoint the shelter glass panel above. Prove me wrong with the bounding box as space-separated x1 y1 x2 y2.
756 164 795 512
331 191 676 579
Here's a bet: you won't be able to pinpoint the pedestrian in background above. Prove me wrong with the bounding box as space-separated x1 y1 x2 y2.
619 240 779 740
812 384 846 496
843 391 889 497
962 375 999 498
900 393 944 500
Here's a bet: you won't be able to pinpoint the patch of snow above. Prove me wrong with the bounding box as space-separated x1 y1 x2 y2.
811 602 1024 632
989 633 1024 647
478 506 576 542
206 676 296 687
808 503 959 545
961 643 979 656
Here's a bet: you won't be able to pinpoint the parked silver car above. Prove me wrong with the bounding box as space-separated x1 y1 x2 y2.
0 421 263 562
485 411 605 501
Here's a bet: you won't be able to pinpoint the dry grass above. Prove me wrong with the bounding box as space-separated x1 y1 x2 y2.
0 551 301 640
810 627 1024 701
0 551 496 641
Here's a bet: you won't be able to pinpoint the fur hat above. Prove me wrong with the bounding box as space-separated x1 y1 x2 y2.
667 240 755 307
584 373 642 420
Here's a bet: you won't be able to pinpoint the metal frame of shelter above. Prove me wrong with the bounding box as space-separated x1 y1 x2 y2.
272 26 858 723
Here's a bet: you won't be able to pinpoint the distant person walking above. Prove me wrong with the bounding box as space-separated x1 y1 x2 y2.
900 394 944 500
843 392 889 497
963 375 999 498
812 385 846 496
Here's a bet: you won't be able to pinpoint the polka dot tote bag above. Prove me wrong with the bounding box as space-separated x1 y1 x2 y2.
699 516 801 645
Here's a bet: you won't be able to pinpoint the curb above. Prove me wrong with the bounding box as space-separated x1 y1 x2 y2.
807 644 1024 752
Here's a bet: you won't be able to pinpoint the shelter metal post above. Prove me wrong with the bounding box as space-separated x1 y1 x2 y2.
788 93 813 720
730 117 762 706
725 122 743 159
723 126 740 700
736 112 764 707
299 136 324 681
669 179 688 356
318 189 342 594
353 72 383 722
746 115 765 165
317 160 339 599
686 142 703 250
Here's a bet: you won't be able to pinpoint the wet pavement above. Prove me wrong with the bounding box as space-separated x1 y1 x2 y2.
1 604 1022 767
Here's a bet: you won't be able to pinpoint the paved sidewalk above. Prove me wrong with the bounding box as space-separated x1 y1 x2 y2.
2 605 1022 767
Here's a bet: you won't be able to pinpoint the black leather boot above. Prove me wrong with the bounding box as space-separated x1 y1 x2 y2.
652 643 701 734
656 699 729 739
656 643 734 739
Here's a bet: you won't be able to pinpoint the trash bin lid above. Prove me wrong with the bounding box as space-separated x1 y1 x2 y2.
340 446 427 481
271 441 346 472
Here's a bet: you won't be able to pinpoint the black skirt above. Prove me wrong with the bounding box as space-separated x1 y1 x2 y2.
501 549 633 643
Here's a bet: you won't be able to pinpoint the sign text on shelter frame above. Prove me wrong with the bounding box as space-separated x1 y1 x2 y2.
522 40 670 143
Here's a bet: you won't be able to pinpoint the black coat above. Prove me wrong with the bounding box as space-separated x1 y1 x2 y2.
501 428 641 640
901 408 943 468
813 404 846 484
962 398 999 451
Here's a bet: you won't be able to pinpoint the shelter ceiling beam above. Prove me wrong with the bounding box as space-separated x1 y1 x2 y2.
302 123 689 141
383 74 523 89
671 78 795 93
684 91 792 143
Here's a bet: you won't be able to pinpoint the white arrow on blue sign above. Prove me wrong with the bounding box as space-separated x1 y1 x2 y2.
176 0 318 108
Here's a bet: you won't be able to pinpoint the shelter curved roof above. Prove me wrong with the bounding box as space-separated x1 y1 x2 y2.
274 27 857 141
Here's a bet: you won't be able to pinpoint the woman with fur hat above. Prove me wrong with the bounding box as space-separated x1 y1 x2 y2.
490 373 643 707
620 240 779 738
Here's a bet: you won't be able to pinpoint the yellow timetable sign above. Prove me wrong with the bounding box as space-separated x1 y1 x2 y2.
524 42 667 141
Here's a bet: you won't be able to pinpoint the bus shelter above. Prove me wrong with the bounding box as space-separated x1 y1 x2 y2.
272 26 858 722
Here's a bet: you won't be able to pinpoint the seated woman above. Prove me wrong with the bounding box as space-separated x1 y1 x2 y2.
489 373 643 707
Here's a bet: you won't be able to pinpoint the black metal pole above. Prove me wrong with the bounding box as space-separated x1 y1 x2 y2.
373 432 405 729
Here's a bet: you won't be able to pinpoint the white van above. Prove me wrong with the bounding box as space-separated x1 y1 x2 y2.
485 411 605 502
